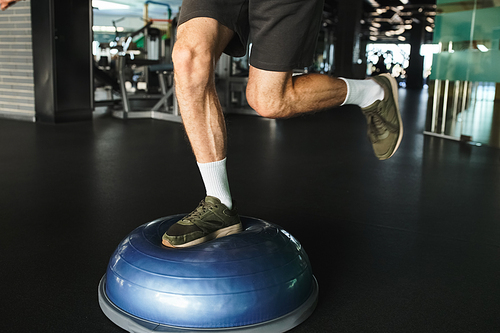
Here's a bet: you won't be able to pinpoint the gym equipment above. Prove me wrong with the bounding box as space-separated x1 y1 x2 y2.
107 18 181 123
98 215 318 332
112 55 180 122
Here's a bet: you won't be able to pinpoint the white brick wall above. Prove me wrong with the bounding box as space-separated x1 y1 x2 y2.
0 0 35 122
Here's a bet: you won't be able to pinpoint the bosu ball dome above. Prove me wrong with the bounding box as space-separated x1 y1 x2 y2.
98 215 318 332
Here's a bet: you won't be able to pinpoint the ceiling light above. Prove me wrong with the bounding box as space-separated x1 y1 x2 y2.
400 0 409 4
369 36 378 41
93 1 130 10
367 0 380 8
425 26 433 32
398 36 406 41
372 22 381 28
393 27 405 35
427 17 435 23
404 24 412 29
93 25 125 32
477 44 489 52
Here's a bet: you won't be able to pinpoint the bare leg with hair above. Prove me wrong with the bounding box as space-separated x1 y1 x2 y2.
172 17 234 164
162 18 242 248
246 67 348 119
246 67 402 159
174 18 353 163
164 17 402 248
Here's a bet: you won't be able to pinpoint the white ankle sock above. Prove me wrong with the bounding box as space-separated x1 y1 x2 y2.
340 78 385 108
197 158 233 209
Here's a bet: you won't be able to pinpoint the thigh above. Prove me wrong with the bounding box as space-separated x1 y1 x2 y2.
178 0 250 58
249 0 324 71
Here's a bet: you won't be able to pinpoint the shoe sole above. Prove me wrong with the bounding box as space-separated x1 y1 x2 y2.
162 222 243 248
379 73 403 160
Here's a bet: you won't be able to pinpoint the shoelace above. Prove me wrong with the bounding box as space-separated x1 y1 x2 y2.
183 200 216 223
364 107 387 139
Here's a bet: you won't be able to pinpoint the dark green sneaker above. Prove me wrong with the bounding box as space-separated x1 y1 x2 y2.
361 73 403 160
162 196 242 248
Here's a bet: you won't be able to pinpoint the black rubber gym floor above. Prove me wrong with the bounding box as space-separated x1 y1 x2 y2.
1 88 500 332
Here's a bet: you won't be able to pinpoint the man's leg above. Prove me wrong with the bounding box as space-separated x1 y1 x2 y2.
162 18 242 248
173 17 234 209
246 68 348 118
246 67 402 160
173 17 232 164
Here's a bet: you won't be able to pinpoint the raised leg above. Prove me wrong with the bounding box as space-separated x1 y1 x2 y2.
246 66 402 160
245 66 348 119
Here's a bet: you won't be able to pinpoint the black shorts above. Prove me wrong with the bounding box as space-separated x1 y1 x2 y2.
178 0 324 71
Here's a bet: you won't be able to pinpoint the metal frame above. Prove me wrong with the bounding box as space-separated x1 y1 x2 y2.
112 55 181 123
425 79 471 141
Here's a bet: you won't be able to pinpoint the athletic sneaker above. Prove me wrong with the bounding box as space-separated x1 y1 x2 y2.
361 73 403 160
162 196 242 248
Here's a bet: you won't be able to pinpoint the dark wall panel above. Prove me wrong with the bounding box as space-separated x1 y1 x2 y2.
31 0 93 123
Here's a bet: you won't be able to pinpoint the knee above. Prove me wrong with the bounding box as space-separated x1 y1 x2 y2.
172 42 213 86
246 85 288 119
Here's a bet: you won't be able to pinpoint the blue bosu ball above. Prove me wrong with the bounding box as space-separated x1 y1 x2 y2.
98 215 318 332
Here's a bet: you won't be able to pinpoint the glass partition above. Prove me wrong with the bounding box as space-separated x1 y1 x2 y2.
426 0 500 148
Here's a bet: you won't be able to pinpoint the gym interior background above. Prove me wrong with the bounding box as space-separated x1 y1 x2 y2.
1 0 500 332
